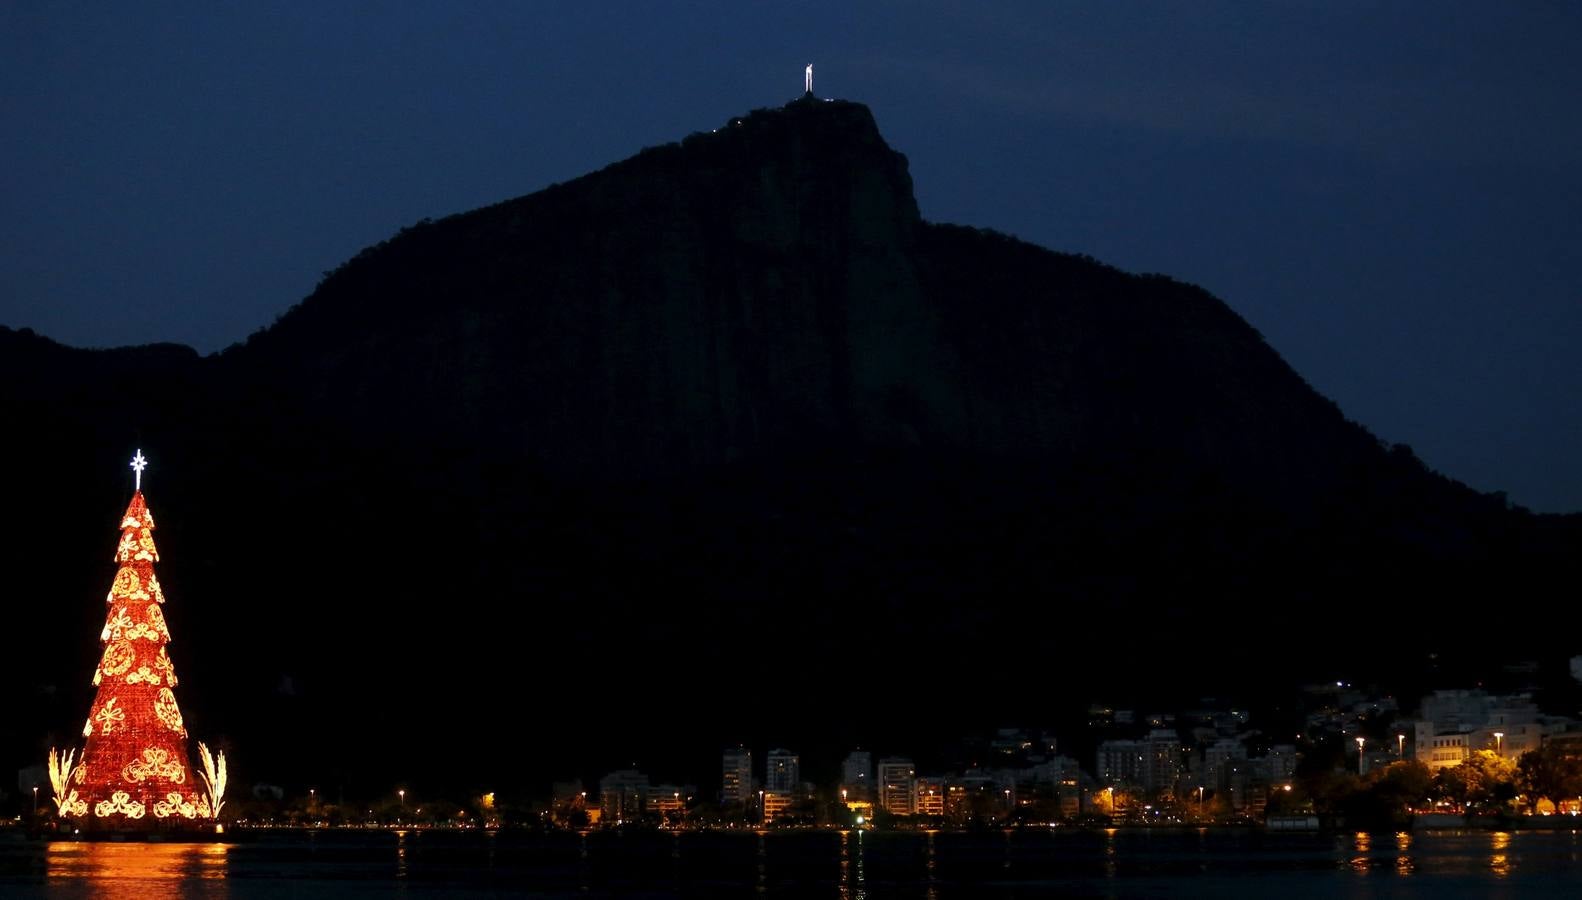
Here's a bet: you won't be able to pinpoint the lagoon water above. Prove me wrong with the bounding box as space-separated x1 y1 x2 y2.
2 827 1580 898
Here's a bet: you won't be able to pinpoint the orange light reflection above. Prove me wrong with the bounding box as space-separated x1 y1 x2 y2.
47 841 229 898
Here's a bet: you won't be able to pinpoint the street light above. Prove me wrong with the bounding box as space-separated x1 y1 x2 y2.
1355 737 1366 773
1493 732 1504 757
32 786 38 816
1397 734 1405 758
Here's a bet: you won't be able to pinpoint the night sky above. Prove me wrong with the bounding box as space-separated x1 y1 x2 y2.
3 3 1578 512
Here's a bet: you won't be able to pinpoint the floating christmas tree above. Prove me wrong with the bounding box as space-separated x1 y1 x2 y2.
50 451 224 830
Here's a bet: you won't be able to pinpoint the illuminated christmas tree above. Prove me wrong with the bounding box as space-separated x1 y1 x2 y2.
50 451 224 830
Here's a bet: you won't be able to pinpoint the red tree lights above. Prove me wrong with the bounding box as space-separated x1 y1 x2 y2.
49 451 225 830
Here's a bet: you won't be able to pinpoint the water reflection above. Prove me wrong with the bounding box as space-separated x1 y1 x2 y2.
577 830 590 893
838 830 869 900
855 829 866 899
47 841 230 899
395 829 409 879
1350 831 1371 873
838 830 850 899
834 828 867 900
1394 830 1414 876
28 828 1582 895
1490 830 1512 878
925 830 939 900
670 829 681 888
755 830 767 895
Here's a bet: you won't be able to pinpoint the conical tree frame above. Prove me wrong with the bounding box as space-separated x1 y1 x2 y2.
61 490 212 830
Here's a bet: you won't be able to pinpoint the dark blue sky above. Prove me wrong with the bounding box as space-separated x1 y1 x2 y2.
3 3 1578 511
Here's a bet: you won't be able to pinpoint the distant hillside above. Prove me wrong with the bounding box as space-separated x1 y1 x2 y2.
1 97 1574 795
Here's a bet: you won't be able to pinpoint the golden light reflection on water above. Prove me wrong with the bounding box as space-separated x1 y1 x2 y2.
1103 826 1117 879
1350 831 1371 873
838 830 850 899
395 828 409 879
1394 830 1414 876
47 841 230 899
577 830 590 893
755 830 767 895
1490 830 1512 878
925 829 939 900
838 829 868 900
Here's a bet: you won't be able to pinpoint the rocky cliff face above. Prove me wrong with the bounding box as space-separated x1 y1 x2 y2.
224 97 1376 494
236 98 961 471
1 97 1574 790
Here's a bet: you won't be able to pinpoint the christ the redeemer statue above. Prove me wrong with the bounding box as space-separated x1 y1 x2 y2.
805 64 813 94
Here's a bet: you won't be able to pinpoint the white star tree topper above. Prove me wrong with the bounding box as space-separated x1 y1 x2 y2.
130 449 148 491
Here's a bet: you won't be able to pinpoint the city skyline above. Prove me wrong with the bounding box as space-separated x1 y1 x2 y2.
551 671 1582 824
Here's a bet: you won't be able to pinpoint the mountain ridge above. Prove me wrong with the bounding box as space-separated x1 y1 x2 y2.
1 96 1574 794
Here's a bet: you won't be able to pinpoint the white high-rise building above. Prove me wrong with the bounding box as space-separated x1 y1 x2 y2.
1095 740 1144 785
766 749 800 794
598 769 649 824
841 750 874 801
1144 729 1182 796
721 746 754 806
913 776 945 816
878 757 916 815
1202 738 1246 790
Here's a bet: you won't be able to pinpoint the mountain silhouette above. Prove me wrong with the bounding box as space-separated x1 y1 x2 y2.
2 96 1574 796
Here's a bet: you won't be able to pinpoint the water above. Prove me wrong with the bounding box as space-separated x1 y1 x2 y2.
2 827 1580 897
